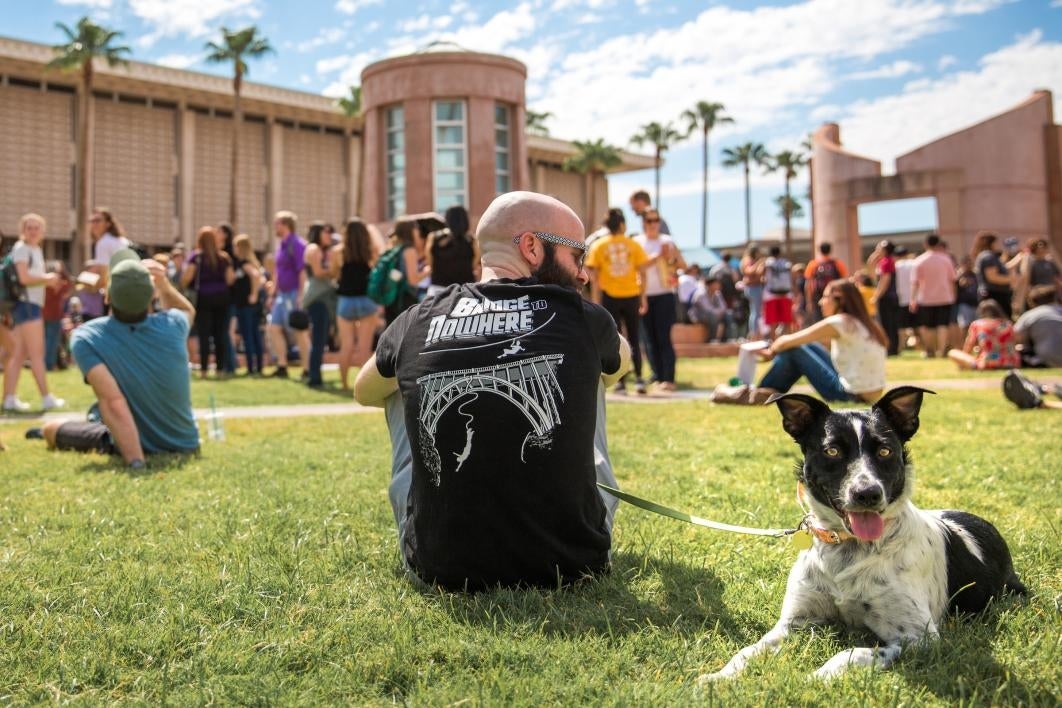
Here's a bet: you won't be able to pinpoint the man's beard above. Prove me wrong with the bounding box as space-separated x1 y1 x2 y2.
534 242 580 290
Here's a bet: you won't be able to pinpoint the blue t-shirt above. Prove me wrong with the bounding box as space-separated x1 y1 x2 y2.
71 310 199 454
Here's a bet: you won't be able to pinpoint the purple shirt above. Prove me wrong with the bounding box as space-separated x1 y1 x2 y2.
275 232 306 294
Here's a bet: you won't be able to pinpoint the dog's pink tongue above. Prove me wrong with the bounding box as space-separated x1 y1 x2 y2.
847 511 884 541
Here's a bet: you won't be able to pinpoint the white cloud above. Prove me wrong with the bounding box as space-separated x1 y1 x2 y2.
398 14 453 33
523 0 1014 151
155 53 200 69
129 0 260 47
834 31 1062 172
335 0 382 14
1050 0 1062 7
450 0 478 22
385 3 538 57
56 0 112 7
950 0 1016 13
318 50 380 97
847 60 923 80
298 27 345 53
937 54 958 69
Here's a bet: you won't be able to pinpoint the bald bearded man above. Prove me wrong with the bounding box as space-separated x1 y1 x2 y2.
356 192 631 590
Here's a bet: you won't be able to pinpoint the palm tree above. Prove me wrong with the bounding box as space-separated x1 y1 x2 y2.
525 109 553 137
336 85 361 117
47 17 131 265
205 26 273 230
682 101 734 247
721 142 768 246
336 85 364 214
774 194 804 221
629 121 683 211
562 139 621 230
765 150 808 261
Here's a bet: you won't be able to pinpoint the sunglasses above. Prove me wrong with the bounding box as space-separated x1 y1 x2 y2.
513 231 588 269
644 218 661 224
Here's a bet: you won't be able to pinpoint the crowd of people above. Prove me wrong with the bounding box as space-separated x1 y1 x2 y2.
3 186 1060 589
2 199 1060 417
0 204 483 408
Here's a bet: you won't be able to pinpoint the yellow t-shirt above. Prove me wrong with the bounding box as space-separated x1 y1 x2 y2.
585 234 648 298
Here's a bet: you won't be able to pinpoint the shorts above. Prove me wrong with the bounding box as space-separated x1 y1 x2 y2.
337 295 378 321
54 421 117 455
269 290 299 332
763 296 793 326
897 305 915 329
12 301 42 325
917 303 953 328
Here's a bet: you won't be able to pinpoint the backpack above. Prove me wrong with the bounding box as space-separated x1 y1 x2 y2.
766 258 793 295
0 249 25 315
367 245 408 306
812 258 841 297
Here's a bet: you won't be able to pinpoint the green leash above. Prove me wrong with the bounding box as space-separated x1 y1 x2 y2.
597 483 813 548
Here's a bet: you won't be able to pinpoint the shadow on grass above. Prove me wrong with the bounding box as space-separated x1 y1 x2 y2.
72 451 198 477
892 598 1049 703
425 548 737 640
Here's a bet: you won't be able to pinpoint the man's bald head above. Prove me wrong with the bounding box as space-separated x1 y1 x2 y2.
477 191 584 267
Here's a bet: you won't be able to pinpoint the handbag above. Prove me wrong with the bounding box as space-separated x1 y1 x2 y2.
287 309 310 331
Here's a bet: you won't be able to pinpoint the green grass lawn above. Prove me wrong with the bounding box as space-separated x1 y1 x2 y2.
1 388 1058 703
6 365 357 414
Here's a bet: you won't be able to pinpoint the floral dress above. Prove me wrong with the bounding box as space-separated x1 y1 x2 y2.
964 318 1020 369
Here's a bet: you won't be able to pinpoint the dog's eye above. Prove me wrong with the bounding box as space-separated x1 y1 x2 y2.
878 447 892 457
824 446 840 458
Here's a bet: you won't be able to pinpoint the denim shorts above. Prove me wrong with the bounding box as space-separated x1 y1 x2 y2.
12 301 42 325
337 295 378 321
269 290 298 332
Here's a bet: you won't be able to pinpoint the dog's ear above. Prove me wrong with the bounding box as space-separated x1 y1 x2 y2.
768 392 832 440
873 386 935 441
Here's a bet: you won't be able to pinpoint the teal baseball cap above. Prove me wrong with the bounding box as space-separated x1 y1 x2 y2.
107 248 154 313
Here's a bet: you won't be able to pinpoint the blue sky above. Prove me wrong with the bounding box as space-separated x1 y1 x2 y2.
3 0 1061 249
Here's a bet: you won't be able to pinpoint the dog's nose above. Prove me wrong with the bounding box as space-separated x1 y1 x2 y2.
851 485 884 508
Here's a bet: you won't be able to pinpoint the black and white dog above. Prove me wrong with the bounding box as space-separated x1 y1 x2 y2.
705 387 1026 680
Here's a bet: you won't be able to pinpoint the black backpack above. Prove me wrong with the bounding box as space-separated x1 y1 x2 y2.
0 249 25 315
812 258 841 297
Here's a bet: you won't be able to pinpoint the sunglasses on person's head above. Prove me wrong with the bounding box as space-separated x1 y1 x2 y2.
89 216 104 223
513 231 588 268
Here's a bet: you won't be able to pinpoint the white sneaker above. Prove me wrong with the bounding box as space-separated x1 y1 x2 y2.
2 395 30 412
41 394 66 411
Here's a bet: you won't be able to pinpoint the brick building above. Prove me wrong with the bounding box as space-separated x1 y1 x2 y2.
0 36 652 263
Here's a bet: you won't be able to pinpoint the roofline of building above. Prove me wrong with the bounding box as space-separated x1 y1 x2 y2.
362 48 527 82
526 134 657 174
0 34 349 119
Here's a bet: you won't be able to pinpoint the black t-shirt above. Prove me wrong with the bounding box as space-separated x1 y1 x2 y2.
429 229 476 286
375 278 622 589
975 250 1011 298
232 257 251 305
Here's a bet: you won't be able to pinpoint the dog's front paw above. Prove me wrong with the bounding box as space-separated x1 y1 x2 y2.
695 669 732 684
813 647 878 679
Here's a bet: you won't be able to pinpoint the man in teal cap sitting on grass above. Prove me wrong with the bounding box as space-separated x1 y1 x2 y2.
28 248 199 468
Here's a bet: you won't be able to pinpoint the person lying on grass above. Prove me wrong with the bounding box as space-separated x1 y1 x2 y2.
713 279 887 405
355 191 631 591
27 249 199 469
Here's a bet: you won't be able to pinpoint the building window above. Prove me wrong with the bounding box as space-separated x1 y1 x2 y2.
385 105 405 220
432 99 467 212
494 103 511 195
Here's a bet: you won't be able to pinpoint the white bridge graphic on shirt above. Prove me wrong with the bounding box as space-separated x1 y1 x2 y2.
416 354 565 485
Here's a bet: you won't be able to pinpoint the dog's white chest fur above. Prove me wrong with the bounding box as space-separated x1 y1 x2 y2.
792 503 950 639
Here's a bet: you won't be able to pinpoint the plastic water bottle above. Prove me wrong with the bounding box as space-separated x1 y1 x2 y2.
206 392 225 442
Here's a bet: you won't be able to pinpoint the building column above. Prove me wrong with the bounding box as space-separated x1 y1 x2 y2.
347 130 362 218
177 102 195 249
267 117 284 249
